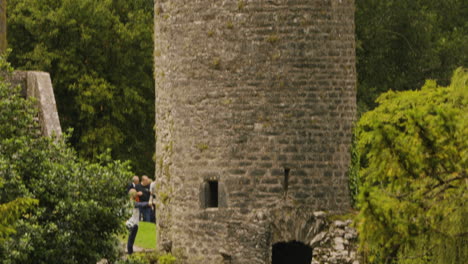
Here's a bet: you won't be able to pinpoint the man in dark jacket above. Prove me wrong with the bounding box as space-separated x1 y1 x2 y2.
126 175 140 193
136 175 152 222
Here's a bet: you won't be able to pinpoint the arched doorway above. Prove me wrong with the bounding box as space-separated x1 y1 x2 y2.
272 240 313 264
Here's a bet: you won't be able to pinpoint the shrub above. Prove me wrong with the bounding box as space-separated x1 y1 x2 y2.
0 51 38 243
355 68 467 263
0 55 132 263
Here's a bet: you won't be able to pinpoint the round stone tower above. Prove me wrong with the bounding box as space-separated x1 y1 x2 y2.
154 0 356 263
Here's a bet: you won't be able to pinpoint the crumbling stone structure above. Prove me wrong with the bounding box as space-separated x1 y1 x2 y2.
154 0 356 263
8 71 62 137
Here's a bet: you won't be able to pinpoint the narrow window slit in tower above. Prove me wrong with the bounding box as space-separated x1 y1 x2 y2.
207 181 218 208
283 168 290 195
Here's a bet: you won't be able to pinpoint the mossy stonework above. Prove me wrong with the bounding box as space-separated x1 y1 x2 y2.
154 0 356 263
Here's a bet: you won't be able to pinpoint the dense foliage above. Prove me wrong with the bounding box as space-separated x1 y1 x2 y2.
0 52 38 243
7 0 155 175
356 0 468 112
0 56 132 263
115 252 177 264
355 68 467 263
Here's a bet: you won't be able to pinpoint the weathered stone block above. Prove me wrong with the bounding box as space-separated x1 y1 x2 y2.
7 71 62 138
26 72 62 137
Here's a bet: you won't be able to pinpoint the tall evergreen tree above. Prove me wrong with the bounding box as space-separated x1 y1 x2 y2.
356 0 468 112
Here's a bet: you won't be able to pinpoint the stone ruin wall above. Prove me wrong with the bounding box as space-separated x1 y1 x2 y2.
7 71 62 137
154 0 356 263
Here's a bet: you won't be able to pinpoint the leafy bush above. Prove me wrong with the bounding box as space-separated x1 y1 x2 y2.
348 135 360 208
0 56 132 263
115 252 177 264
157 253 177 264
116 254 149 264
0 51 38 243
355 68 467 263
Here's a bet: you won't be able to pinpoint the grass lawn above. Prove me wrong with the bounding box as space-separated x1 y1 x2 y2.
135 222 157 249
121 221 157 249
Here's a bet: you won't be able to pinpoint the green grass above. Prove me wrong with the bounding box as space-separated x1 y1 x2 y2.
134 222 157 249
120 221 157 249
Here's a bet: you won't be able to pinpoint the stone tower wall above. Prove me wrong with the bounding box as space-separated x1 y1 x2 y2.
154 0 356 263
0 0 6 53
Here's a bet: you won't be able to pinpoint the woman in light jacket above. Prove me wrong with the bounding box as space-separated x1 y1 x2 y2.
126 189 148 254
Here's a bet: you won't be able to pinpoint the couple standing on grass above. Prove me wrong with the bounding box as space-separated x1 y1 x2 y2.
126 175 157 254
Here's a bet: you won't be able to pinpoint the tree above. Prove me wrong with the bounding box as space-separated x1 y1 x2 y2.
356 0 468 112
0 56 133 264
6 0 154 175
355 68 467 263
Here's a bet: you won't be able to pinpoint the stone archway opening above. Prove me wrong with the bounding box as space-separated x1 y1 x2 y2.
272 240 312 264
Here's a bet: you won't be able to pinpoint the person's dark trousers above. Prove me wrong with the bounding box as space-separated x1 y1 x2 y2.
150 208 156 223
135 202 149 221
141 206 152 222
127 225 139 254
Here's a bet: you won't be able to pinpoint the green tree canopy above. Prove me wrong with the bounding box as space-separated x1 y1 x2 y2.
356 0 468 112
7 0 154 175
356 68 467 263
0 56 133 264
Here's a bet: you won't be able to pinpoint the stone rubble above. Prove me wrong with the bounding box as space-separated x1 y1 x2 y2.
312 218 359 264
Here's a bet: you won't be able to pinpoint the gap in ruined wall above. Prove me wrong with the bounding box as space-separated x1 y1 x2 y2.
272 240 312 264
205 180 218 208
